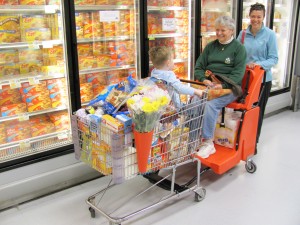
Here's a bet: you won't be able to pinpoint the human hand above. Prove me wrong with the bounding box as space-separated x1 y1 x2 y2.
247 62 258 69
194 89 203 97
211 83 222 89
203 79 213 87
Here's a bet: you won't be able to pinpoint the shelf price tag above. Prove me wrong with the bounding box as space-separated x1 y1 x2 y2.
162 18 176 31
9 79 21 89
20 140 30 149
42 41 53 49
159 7 167 12
149 35 155 40
45 5 57 14
18 113 29 121
28 41 40 50
28 77 40 85
58 132 69 140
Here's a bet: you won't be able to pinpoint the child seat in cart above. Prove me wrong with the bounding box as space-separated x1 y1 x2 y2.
194 65 266 174
71 80 209 225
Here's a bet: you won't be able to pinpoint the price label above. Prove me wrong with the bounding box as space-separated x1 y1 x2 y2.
45 5 56 14
0 83 2 90
28 42 40 49
20 140 30 149
28 77 40 85
42 41 53 49
149 35 155 41
159 7 167 12
18 113 29 121
9 79 21 89
99 11 120 22
162 18 176 31
58 132 68 140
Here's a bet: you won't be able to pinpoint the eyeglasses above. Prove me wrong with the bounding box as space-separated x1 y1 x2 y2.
250 3 265 10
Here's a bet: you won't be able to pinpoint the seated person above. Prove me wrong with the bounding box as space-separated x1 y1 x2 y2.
149 46 203 109
194 15 247 158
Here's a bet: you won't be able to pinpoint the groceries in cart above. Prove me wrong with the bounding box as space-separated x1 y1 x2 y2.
73 75 207 183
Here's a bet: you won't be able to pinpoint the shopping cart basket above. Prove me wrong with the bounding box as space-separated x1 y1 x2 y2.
71 86 208 224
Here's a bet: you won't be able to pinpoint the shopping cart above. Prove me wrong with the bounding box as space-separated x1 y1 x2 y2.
71 84 208 224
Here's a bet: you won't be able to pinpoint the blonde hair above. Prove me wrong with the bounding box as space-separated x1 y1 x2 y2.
149 46 172 68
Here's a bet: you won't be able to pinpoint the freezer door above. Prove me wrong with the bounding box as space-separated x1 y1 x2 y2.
200 0 236 51
271 0 297 91
0 1 73 164
147 0 194 80
74 1 140 107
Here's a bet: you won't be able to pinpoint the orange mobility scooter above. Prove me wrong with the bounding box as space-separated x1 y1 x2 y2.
194 65 266 174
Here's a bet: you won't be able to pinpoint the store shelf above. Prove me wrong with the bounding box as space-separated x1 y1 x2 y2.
0 40 63 50
0 130 72 163
202 8 226 13
174 58 188 63
148 33 188 39
75 5 134 11
0 73 65 89
201 32 216 36
0 5 60 14
0 106 68 123
79 64 135 75
77 36 134 43
147 6 188 11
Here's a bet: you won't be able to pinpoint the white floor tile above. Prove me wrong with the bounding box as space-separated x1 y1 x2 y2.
1 110 300 225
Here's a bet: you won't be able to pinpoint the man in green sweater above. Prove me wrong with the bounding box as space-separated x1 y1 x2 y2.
194 15 247 158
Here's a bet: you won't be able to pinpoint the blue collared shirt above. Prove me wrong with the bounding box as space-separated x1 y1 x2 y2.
237 24 278 82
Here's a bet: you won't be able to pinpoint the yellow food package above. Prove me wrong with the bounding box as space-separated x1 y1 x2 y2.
19 0 45 5
24 28 51 42
0 15 21 43
74 0 95 5
19 61 43 75
0 50 19 64
0 63 20 77
78 56 97 70
41 65 65 75
77 43 93 57
20 15 48 30
19 49 43 62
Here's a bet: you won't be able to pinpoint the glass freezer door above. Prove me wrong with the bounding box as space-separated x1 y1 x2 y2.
201 0 234 51
147 0 193 80
74 0 139 107
271 0 295 91
0 1 72 163
241 0 270 30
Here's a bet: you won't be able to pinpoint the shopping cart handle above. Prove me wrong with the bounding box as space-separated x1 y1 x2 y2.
179 79 206 86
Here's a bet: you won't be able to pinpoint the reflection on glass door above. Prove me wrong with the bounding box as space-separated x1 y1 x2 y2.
74 0 139 106
0 1 72 163
271 0 294 91
147 0 192 80
201 0 233 51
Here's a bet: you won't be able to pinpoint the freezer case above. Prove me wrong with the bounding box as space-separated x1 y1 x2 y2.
0 1 73 164
271 0 296 91
146 0 193 80
200 0 235 51
73 0 140 106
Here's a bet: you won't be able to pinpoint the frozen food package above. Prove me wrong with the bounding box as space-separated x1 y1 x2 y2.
0 15 21 43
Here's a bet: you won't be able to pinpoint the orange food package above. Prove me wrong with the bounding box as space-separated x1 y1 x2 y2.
0 123 6 144
1 103 27 117
0 0 19 5
80 82 93 102
29 114 50 125
47 79 68 108
74 0 95 5
6 121 31 142
0 15 21 43
0 87 22 106
77 43 93 57
78 56 97 70
31 122 56 137
24 91 52 112
19 81 47 95
49 111 70 131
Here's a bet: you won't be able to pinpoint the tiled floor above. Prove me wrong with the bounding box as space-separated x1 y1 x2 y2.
1 109 300 225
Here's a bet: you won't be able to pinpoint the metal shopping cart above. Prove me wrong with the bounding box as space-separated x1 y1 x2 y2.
71 87 208 225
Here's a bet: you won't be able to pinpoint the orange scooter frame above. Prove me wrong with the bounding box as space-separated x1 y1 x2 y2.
192 66 265 174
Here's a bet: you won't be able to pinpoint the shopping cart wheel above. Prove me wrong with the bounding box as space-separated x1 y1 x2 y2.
194 188 206 202
245 160 257 173
89 207 96 218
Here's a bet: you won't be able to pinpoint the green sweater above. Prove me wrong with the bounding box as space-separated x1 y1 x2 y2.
194 39 247 89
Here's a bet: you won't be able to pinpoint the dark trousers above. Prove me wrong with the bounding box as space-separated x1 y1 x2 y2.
256 81 272 147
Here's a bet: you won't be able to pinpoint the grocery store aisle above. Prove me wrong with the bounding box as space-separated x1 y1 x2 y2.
1 109 300 225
